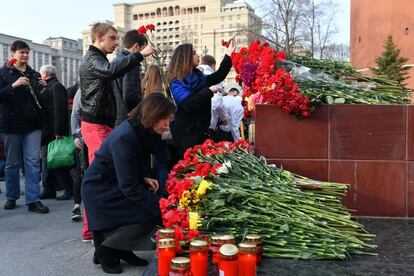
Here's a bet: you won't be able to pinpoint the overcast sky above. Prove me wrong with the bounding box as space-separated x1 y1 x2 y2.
0 0 349 44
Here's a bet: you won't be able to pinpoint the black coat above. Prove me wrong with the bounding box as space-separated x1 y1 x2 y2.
39 77 70 145
81 119 163 231
0 64 44 133
79 46 143 128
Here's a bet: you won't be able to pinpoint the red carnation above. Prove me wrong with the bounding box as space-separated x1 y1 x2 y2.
137 25 147 35
221 39 230 48
146 24 155 31
7 58 17 68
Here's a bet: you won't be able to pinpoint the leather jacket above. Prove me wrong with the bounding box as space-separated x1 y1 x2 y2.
79 45 143 127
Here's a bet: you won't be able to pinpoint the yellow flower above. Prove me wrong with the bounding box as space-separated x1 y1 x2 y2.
246 95 254 111
179 191 191 209
189 212 202 230
197 180 212 196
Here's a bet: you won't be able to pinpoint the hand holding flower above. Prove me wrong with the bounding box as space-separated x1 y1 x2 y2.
140 44 157 58
226 38 236 56
12 77 29 89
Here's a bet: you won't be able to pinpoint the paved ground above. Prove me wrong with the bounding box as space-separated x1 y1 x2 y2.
1 179 414 276
0 180 153 276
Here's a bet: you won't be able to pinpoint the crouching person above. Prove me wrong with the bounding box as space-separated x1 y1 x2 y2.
81 93 175 274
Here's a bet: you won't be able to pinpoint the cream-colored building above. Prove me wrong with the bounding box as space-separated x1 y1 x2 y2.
82 0 262 83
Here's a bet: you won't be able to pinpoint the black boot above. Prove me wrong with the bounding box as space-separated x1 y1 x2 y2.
95 245 122 274
115 249 148 266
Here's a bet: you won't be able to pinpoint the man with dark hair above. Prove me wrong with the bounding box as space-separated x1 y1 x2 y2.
112 30 148 126
0 40 49 213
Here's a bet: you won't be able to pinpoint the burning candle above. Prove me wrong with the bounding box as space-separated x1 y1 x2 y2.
158 238 176 276
190 240 208 276
238 242 257 276
245 234 263 264
169 257 191 276
218 244 238 276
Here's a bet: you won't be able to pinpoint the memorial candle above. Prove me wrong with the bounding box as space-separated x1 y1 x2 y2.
158 238 176 276
218 244 238 276
190 240 208 276
238 243 257 276
245 234 263 264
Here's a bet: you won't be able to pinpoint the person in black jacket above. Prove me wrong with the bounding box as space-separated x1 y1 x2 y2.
112 30 148 127
39 64 74 200
81 93 175 274
79 22 155 164
166 41 235 157
0 40 49 213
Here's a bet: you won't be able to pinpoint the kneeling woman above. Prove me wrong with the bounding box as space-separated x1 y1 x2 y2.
81 93 175 274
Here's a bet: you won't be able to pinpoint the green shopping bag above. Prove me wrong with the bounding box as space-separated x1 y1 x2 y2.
47 136 76 169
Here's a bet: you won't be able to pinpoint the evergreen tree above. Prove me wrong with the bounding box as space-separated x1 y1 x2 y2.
371 35 409 85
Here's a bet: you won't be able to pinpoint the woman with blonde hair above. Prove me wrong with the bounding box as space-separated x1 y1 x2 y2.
141 64 164 97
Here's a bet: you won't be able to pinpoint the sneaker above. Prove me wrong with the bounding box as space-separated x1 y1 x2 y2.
82 237 93 243
71 207 82 221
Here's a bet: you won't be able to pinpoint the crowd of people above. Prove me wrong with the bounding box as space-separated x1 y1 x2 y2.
0 22 243 274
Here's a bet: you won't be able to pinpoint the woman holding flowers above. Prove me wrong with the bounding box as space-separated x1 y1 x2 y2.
81 93 175 274
166 40 235 157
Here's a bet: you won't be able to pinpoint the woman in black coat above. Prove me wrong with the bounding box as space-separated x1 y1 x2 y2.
81 93 175 274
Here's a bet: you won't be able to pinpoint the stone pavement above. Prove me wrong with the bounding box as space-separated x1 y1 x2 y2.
1 179 414 276
0 180 153 276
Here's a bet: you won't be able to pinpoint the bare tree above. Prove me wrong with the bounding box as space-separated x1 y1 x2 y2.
261 0 306 54
322 43 349 60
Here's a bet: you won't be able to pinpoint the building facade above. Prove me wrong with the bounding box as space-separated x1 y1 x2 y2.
43 37 83 87
0 33 83 87
110 0 262 83
350 0 414 88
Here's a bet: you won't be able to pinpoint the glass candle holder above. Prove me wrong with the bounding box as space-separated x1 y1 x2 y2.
238 242 257 276
190 240 208 276
209 236 220 264
158 238 176 276
218 244 238 276
245 234 263 264
169 257 192 276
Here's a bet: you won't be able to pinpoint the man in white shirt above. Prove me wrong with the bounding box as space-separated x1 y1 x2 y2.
220 88 244 141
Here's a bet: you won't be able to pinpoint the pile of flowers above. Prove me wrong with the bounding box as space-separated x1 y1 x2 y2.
159 139 376 259
231 41 311 118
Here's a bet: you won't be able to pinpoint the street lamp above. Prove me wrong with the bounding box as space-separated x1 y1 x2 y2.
202 46 208 56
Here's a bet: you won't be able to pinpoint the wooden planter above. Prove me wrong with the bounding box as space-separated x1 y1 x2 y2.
254 104 414 217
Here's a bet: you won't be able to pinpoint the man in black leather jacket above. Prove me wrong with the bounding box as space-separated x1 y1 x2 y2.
79 22 155 164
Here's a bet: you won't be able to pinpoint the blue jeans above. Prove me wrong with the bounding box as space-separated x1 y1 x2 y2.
2 130 42 204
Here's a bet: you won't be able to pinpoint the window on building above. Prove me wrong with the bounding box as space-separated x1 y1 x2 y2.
229 16 232 20
229 24 233 28
221 24 224 29
200 6 205 13
237 15 240 20
194 7 199 13
133 14 138 20
221 17 224 22
175 6 180 15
